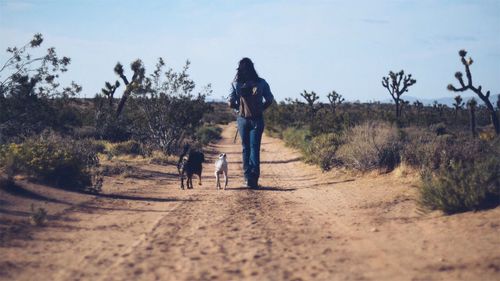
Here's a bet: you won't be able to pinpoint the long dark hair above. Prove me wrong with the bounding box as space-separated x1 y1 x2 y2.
235 57 259 83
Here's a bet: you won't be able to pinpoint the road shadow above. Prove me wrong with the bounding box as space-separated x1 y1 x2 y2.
225 186 296 192
0 208 31 217
309 179 355 188
103 165 179 179
230 157 303 165
94 193 198 203
81 205 175 213
261 157 303 164
0 180 71 205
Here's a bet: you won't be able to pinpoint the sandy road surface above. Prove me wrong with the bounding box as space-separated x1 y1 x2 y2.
1 123 499 281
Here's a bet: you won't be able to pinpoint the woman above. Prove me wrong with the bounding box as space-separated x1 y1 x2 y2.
228 58 274 188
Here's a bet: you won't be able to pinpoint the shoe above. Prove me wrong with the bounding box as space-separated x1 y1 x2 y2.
248 178 258 189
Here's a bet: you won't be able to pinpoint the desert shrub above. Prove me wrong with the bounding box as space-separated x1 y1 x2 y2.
0 34 83 144
30 204 48 226
479 129 496 142
399 127 436 167
195 125 222 145
100 163 135 176
87 140 107 154
401 127 496 170
416 134 500 214
430 122 447 136
419 154 500 214
304 133 344 171
428 135 490 170
110 140 145 157
93 105 133 142
282 127 312 152
202 102 235 125
128 59 212 155
278 128 345 171
0 133 101 192
336 121 401 171
149 150 175 166
72 126 98 139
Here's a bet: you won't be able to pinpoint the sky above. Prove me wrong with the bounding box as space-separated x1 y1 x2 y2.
1 0 499 103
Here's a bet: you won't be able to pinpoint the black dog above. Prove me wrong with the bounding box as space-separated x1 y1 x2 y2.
177 144 205 189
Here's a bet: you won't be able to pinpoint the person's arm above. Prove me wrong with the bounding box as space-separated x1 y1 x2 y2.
262 81 274 110
228 82 239 109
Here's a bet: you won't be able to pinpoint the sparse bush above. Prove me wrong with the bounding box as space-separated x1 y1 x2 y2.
100 164 133 176
130 58 212 155
110 140 144 157
30 204 48 226
430 122 447 136
149 150 175 166
202 102 235 125
415 134 500 214
282 127 311 152
399 127 435 167
0 132 101 191
428 135 488 170
88 139 107 154
276 128 345 171
93 103 133 142
419 154 500 214
195 125 222 145
336 121 401 171
304 133 344 171
72 126 98 139
0 33 82 144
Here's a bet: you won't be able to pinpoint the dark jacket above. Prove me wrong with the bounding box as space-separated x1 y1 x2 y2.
228 78 274 118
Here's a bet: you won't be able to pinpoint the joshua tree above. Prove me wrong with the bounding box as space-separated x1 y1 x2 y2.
452 95 464 122
300 90 321 122
381 70 416 119
447 50 499 134
400 99 410 118
413 100 423 116
100 80 120 107
467 98 477 137
432 101 447 119
113 59 145 117
438 104 447 118
326 90 344 115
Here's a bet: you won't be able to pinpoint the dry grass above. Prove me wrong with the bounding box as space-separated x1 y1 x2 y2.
336 121 401 171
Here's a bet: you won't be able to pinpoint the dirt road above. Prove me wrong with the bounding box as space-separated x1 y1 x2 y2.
1 124 499 281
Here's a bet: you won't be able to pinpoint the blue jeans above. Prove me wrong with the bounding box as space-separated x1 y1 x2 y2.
237 116 264 182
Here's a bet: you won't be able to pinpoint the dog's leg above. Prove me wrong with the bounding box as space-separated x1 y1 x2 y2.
198 173 202 186
223 170 228 190
180 177 184 190
215 172 220 190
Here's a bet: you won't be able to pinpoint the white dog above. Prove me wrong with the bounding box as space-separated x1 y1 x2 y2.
214 153 228 190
